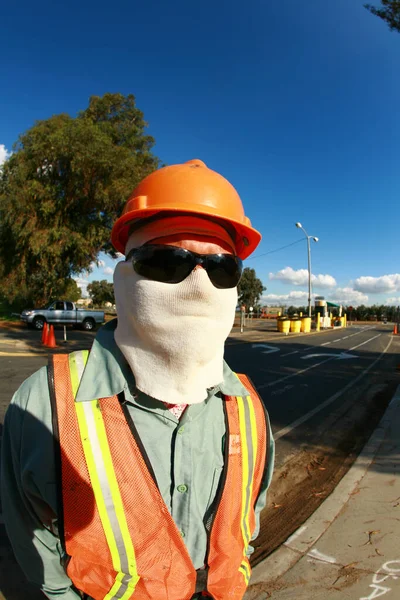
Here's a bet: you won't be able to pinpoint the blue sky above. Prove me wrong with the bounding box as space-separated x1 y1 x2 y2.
1 0 399 306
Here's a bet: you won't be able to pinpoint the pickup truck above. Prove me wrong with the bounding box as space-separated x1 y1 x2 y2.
21 301 105 331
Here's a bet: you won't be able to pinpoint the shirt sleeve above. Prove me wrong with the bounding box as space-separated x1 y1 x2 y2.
246 418 275 558
1 367 81 600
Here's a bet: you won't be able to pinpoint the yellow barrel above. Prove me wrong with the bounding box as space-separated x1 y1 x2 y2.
290 319 301 333
339 317 345 327
301 317 311 333
277 317 287 332
281 319 290 334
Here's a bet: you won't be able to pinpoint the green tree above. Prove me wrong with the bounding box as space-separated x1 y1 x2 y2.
58 278 81 302
355 304 368 320
0 93 159 305
87 280 115 306
365 1 400 32
237 268 266 309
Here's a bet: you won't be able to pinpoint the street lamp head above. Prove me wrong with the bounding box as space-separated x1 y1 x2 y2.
312 237 319 242
295 222 302 229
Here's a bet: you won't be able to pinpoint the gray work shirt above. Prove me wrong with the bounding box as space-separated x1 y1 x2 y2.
1 320 274 599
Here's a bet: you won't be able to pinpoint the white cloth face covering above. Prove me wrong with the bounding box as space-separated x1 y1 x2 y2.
113 254 237 405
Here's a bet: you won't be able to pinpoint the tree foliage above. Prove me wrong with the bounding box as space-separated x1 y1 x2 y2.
365 1 400 32
60 278 81 302
348 303 399 321
0 93 159 305
286 305 308 316
237 267 266 309
87 280 115 306
274 301 399 321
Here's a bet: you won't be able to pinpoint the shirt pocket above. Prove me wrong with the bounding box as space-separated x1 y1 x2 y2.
206 466 224 512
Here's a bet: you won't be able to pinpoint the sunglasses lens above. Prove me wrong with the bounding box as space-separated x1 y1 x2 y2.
132 246 194 283
129 246 243 289
206 255 243 289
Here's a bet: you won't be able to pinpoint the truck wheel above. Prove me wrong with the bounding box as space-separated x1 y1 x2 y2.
82 318 96 331
33 317 46 330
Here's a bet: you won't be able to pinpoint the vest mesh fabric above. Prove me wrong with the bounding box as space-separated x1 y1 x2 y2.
52 354 268 600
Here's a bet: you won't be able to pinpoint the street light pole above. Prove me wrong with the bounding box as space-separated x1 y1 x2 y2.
306 235 312 319
295 222 319 318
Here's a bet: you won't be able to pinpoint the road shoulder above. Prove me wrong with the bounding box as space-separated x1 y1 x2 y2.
245 384 400 599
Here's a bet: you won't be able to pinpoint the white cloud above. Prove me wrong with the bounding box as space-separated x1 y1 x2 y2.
269 267 336 288
328 287 369 305
74 277 89 297
354 274 400 294
0 144 11 167
261 287 368 307
103 266 114 275
314 274 337 288
98 259 106 268
385 297 400 306
261 290 312 305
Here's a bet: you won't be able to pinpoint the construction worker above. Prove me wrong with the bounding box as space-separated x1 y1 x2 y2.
1 159 274 600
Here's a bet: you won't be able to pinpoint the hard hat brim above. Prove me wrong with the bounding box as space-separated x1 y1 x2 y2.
111 207 261 260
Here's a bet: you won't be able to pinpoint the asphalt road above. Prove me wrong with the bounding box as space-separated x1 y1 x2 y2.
226 322 398 467
0 321 396 468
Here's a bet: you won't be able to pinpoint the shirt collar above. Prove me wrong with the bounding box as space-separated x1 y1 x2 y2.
75 319 133 402
75 319 249 402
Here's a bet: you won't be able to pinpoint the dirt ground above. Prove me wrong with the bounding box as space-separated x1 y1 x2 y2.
251 378 398 566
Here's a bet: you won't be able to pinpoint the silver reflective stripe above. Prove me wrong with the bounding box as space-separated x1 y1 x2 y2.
113 573 133 599
242 397 255 544
81 401 130 578
73 351 135 598
74 350 86 385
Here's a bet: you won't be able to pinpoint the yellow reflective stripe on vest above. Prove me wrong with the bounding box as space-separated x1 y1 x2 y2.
236 394 258 575
69 351 140 600
239 557 251 585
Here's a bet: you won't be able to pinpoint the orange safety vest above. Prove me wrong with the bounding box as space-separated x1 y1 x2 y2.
49 351 270 600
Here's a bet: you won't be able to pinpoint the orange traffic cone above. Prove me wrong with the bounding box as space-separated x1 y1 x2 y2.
393 324 398 335
41 323 49 345
46 325 57 348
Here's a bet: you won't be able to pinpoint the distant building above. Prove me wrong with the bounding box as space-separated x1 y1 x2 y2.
76 298 92 307
261 306 282 318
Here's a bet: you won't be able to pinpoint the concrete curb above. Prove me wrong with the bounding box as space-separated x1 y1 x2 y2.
247 384 400 593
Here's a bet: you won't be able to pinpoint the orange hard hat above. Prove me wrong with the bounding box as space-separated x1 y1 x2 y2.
111 159 261 259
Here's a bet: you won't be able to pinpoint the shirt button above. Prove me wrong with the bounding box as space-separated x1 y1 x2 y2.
177 484 188 493
177 426 185 435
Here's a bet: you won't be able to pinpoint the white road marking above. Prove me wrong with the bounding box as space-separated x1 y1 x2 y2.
251 343 280 354
318 327 377 348
321 327 376 345
271 384 294 396
301 352 357 361
258 356 338 390
350 334 381 351
281 350 299 357
286 525 307 544
307 548 337 564
272 336 393 440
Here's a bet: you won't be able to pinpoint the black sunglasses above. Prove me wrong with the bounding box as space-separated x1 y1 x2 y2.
125 245 243 289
